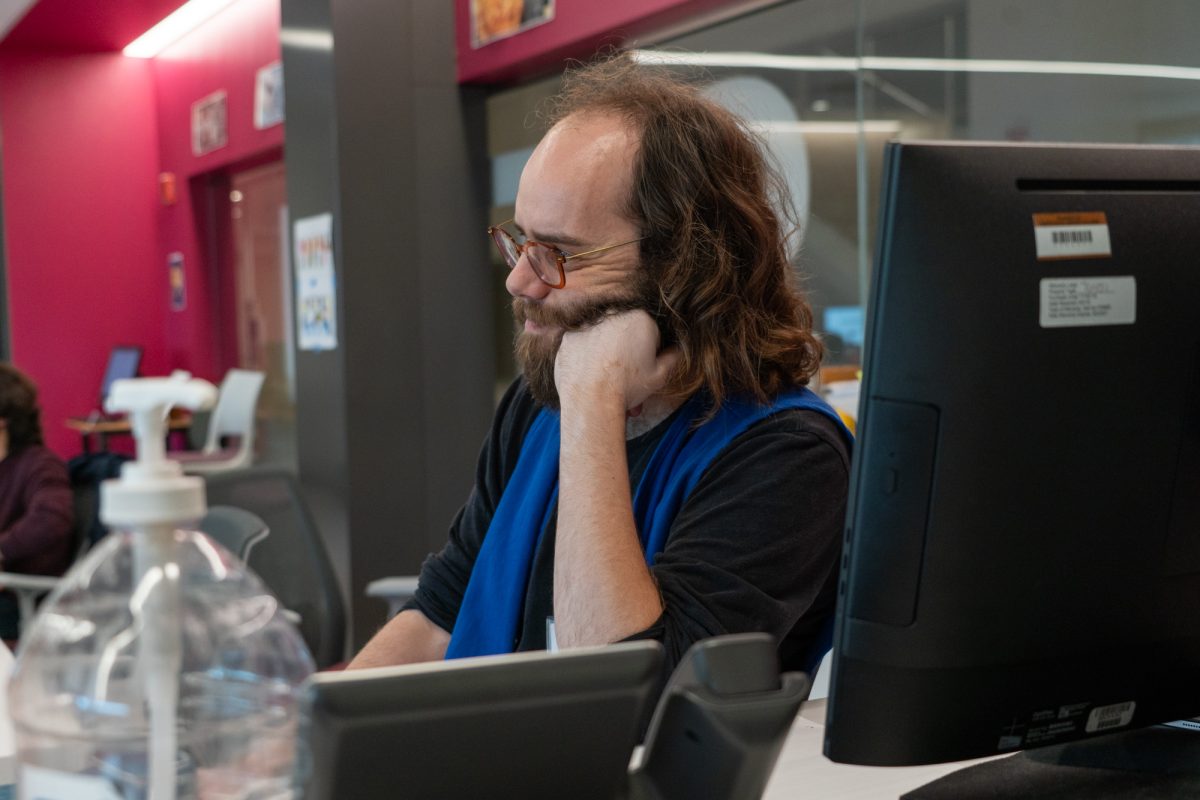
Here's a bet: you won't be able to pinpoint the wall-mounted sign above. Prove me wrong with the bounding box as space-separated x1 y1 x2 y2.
471 0 554 48
168 251 187 311
254 62 285 130
191 90 228 156
293 213 338 351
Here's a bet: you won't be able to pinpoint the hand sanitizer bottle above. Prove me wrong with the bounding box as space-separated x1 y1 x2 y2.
8 372 315 800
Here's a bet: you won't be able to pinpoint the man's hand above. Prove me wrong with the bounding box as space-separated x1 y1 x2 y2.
554 309 679 414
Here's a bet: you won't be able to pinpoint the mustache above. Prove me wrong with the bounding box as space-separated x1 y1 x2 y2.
513 295 647 331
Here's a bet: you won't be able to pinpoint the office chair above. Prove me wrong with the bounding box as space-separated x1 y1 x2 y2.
173 369 266 474
202 467 347 668
198 505 270 562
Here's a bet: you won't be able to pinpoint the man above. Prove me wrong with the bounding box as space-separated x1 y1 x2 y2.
349 55 851 676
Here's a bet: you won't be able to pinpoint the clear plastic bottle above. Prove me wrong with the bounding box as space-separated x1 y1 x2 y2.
8 373 315 800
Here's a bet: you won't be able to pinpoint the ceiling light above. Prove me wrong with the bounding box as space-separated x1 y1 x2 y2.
632 50 1200 83
753 120 901 135
280 28 333 51
123 0 239 59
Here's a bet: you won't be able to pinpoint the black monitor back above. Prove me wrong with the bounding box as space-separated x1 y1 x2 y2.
825 141 1200 766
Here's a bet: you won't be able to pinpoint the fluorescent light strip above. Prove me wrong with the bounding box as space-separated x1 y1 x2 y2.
636 51 858 71
752 120 902 135
280 28 334 52
123 0 239 59
633 50 1200 83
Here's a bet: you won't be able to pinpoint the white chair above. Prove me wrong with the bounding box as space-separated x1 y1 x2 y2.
366 575 421 618
172 369 265 474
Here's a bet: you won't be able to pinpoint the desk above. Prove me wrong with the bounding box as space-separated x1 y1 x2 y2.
64 414 192 454
763 700 997 799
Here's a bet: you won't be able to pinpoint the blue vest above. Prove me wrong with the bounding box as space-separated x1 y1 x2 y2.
446 387 851 659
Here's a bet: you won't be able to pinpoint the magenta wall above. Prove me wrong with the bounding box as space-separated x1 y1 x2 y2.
152 0 284 383
0 0 282 458
455 0 751 83
0 51 165 457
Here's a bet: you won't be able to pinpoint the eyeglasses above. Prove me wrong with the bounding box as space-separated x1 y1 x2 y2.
487 220 646 289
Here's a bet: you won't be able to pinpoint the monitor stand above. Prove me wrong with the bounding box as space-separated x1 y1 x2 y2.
903 724 1200 800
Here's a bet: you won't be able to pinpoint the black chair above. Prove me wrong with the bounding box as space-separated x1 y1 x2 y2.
203 468 347 668
198 505 270 562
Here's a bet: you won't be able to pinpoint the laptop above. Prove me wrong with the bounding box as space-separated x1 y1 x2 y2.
294 642 663 800
95 345 142 416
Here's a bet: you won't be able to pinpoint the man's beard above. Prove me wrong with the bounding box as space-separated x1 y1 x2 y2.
513 278 658 409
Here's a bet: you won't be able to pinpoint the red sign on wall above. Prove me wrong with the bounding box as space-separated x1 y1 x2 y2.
454 0 756 84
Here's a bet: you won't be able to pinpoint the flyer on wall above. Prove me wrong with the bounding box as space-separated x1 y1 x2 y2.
471 0 554 48
293 213 338 351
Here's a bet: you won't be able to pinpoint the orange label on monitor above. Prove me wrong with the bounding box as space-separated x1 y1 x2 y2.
1033 212 1107 227
1032 211 1112 260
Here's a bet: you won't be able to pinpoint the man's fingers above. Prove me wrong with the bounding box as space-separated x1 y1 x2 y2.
654 345 682 385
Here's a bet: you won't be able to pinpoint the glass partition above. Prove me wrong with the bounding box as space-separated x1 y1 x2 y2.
484 0 1200 391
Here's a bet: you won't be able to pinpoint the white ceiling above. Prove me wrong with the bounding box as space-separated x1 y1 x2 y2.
0 0 35 40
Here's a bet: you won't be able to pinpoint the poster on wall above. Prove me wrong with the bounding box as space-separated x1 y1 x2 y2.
254 62 285 130
191 90 228 156
471 0 554 48
293 213 338 351
168 252 187 311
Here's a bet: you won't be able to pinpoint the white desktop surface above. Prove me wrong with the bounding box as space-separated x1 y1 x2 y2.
762 699 999 800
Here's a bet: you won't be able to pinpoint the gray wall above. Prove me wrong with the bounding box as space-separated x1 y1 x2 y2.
280 0 494 653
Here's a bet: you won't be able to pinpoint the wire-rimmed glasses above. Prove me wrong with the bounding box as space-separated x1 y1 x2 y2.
487 220 645 289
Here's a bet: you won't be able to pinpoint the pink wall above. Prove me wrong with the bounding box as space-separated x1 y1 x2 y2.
0 0 282 459
0 50 165 457
455 0 755 83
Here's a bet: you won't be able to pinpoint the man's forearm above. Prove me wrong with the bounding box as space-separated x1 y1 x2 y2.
346 608 450 669
554 393 664 648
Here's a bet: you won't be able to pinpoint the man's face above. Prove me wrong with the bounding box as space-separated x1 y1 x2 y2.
507 112 654 408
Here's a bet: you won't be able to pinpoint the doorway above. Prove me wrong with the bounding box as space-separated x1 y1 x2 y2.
229 160 296 468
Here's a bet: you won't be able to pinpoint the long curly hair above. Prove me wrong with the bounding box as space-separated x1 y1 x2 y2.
544 53 823 413
0 363 45 449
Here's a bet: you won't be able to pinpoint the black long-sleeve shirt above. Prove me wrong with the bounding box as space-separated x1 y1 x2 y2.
409 378 850 676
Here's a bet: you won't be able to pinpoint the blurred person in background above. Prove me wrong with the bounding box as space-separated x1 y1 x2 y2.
0 363 74 640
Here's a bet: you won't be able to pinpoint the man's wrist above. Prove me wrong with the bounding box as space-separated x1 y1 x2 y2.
557 382 628 419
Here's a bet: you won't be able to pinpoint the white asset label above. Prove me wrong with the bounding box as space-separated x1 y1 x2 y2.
1085 701 1136 733
1032 212 1112 260
1039 277 1136 328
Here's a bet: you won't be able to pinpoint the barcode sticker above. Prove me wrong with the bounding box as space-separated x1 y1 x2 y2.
1040 277 1136 328
1085 701 1136 733
1033 212 1112 260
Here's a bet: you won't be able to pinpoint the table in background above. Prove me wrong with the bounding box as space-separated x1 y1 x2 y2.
64 413 192 454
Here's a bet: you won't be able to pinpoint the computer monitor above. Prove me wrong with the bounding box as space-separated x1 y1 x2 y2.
824 141 1200 768
99 345 142 407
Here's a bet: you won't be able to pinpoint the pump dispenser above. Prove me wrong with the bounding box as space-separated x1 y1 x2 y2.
9 372 315 800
